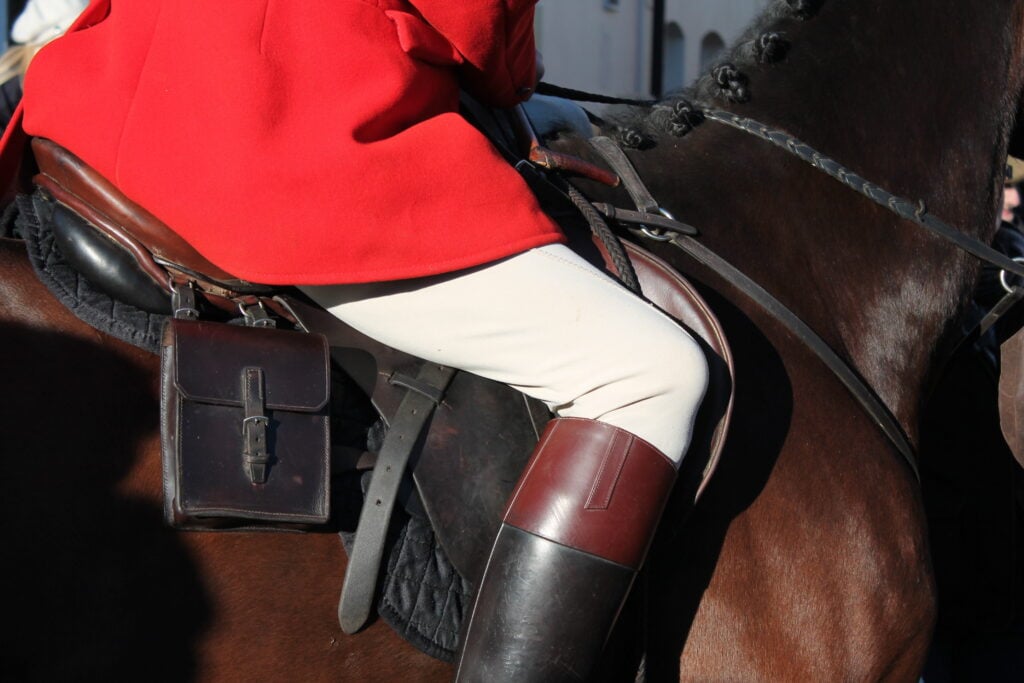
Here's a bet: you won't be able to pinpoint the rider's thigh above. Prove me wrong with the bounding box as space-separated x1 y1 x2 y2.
301 244 708 462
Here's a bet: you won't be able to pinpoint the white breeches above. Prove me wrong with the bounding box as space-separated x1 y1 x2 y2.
301 244 708 463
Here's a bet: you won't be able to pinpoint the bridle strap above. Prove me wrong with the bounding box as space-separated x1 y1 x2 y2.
587 136 920 479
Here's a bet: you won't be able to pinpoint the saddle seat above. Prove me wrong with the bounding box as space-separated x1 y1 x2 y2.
31 136 277 315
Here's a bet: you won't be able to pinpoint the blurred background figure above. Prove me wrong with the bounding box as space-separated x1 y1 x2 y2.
919 155 1024 682
1002 157 1024 229
0 0 86 130
973 157 1024 333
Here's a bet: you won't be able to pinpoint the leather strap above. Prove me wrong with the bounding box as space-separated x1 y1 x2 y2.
337 361 456 634
589 136 660 213
241 367 270 485
592 202 698 235
979 286 1024 335
702 109 1024 280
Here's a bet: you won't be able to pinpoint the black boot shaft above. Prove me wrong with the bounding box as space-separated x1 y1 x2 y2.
455 525 634 682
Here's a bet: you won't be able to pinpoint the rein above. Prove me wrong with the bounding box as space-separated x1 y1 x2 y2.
700 109 1024 280
697 107 1024 346
509 87 923 474
536 79 1024 279
583 136 919 479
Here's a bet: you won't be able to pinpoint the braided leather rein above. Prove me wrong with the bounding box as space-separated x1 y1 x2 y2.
535 81 1021 279
700 108 1024 279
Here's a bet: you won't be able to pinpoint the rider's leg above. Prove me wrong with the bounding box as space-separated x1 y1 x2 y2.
301 244 706 461
453 417 678 682
301 243 708 681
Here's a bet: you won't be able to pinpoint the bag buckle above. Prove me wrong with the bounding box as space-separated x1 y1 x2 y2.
171 281 199 320
241 302 276 328
242 367 270 484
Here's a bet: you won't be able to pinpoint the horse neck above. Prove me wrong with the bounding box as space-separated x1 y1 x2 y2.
621 0 1024 435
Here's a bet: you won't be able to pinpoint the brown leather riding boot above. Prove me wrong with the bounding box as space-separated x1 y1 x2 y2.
454 417 677 683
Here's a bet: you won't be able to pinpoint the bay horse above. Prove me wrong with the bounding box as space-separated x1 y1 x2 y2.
1 0 1023 680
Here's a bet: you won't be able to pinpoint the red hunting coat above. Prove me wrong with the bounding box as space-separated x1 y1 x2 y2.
12 0 564 284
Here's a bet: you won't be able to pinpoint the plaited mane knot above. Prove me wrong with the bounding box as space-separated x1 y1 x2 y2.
712 63 750 103
617 126 651 149
667 100 704 137
755 32 789 64
785 0 824 20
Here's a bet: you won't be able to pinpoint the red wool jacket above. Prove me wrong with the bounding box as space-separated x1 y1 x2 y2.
15 0 564 284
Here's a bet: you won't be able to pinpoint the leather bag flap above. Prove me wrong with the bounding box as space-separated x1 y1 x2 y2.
171 319 329 411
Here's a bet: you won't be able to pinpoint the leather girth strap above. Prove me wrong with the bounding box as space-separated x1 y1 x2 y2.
338 361 456 634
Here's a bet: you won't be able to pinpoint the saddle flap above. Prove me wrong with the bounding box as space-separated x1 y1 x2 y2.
172 320 330 411
622 241 734 502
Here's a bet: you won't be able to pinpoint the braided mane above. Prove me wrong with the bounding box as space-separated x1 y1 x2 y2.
613 0 827 146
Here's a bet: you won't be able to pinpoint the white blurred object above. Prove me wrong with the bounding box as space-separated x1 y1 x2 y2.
10 0 87 44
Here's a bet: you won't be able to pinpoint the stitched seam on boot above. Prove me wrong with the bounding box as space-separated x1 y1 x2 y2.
585 430 631 510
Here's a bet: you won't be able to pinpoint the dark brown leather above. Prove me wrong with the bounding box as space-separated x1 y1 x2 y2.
160 319 331 528
31 137 249 287
998 326 1024 470
503 418 676 569
622 241 733 501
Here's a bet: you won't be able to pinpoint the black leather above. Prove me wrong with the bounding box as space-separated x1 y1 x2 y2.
50 202 172 314
337 361 456 634
455 524 634 683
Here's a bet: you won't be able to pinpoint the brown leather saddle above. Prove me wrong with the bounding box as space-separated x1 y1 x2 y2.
29 135 735 591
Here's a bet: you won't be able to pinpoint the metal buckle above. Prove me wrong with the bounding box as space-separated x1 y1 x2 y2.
242 416 270 484
640 207 678 242
170 280 199 320
999 256 1024 293
241 366 270 484
240 302 276 328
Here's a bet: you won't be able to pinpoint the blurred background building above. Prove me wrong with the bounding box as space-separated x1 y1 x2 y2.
1 2 14 44
536 0 769 98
